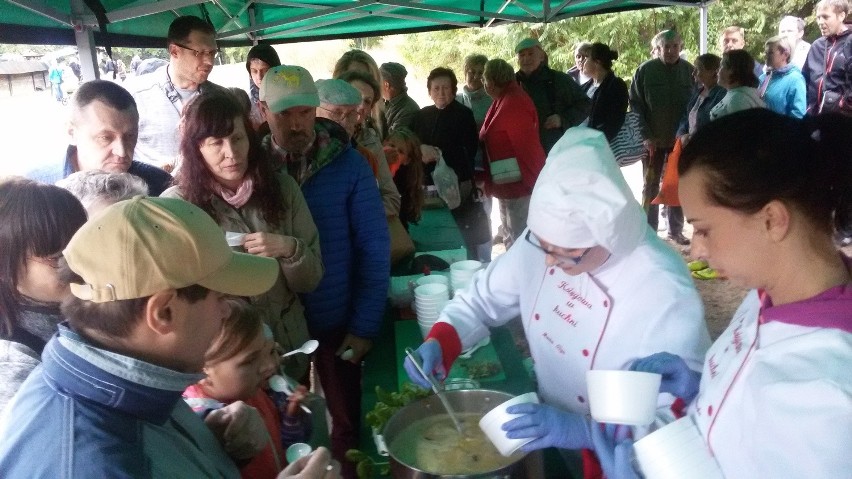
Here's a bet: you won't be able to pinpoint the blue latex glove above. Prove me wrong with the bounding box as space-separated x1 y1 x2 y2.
503 403 592 451
590 422 639 479
631 352 701 403
403 340 446 389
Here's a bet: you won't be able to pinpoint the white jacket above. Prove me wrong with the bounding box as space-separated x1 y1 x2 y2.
690 290 852 477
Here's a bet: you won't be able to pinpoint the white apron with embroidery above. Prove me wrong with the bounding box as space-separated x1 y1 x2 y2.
525 267 611 413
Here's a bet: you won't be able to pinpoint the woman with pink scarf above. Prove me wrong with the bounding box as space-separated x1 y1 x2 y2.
162 91 323 382
480 58 547 245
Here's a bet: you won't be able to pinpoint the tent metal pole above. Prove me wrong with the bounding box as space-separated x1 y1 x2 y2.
71 0 99 82
699 1 708 54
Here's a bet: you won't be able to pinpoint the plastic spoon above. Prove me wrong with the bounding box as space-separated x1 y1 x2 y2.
281 339 319 358
404 347 465 436
267 375 312 414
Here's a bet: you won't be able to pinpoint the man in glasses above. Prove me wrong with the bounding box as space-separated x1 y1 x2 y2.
404 128 709 477
126 15 226 171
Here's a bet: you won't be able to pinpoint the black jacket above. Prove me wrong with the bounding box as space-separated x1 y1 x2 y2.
587 72 629 141
413 100 479 184
802 29 852 116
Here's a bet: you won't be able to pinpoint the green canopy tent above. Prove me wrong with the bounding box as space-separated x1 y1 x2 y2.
1 0 712 79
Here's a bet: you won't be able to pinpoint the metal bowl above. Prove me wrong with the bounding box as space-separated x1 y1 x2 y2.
382 389 529 479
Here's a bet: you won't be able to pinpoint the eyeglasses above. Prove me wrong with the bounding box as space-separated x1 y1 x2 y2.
525 230 592 265
318 106 359 124
174 43 220 60
28 254 63 269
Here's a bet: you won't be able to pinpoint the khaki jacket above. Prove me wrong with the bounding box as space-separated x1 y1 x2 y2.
163 172 323 379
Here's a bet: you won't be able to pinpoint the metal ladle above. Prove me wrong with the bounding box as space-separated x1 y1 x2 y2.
405 347 465 436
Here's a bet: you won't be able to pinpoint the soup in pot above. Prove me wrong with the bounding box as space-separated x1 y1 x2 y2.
389 412 523 475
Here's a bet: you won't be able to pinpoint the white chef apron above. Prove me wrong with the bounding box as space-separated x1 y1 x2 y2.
525 265 613 413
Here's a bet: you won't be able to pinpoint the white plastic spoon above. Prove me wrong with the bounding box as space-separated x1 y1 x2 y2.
281 339 319 358
267 375 312 414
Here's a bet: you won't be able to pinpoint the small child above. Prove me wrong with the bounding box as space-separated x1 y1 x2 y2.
184 299 311 478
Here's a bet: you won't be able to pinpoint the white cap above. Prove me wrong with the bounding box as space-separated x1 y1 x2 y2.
527 127 646 258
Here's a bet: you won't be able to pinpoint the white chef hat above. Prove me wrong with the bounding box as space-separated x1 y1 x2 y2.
527 127 646 258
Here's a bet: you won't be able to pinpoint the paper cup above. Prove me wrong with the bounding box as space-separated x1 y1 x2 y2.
634 416 724 479
285 442 313 464
586 370 661 426
416 275 449 288
225 231 246 247
478 392 540 457
450 260 482 273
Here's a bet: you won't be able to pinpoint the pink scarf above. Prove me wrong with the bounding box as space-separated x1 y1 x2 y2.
211 177 254 209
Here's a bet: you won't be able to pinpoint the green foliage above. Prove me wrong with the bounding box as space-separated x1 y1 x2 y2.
401 0 814 82
365 383 431 431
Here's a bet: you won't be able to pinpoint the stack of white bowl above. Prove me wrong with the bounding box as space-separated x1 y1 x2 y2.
413 283 450 338
450 260 483 293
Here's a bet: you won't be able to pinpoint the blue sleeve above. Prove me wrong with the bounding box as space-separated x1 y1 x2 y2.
346 153 391 338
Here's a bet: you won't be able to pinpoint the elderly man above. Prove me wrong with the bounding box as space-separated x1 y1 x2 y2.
630 29 695 245
515 38 590 153
0 196 280 477
259 65 390 477
567 42 593 89
378 62 420 138
779 15 812 69
316 78 401 217
802 0 851 116
126 15 226 170
27 80 172 196
719 26 765 79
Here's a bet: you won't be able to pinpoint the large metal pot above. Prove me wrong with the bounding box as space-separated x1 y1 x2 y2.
382 389 530 479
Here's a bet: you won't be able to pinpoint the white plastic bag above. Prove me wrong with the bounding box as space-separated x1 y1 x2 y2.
430 153 461 209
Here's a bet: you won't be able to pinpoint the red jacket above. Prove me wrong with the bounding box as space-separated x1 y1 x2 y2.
480 81 547 199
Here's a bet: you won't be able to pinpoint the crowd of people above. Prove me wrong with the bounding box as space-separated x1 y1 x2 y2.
0 2 850 478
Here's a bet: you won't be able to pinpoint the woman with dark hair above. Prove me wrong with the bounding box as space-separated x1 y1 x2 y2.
480 58 546 245
677 54 726 145
0 178 87 410
710 50 765 120
162 91 323 381
583 42 629 141
413 67 491 261
596 110 852 478
245 44 281 131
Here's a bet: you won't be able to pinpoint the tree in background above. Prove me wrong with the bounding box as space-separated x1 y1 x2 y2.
401 0 814 82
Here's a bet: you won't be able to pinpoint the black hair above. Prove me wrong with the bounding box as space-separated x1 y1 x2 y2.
0 179 87 337
71 80 136 117
167 15 215 46
426 67 458 95
722 50 759 88
588 43 619 71
59 260 210 339
679 109 852 234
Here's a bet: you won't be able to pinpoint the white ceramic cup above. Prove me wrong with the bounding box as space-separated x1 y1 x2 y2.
634 416 724 479
586 370 662 426
225 231 246 247
478 392 540 457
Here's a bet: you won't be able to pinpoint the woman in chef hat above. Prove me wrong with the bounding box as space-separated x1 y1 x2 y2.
405 127 711 476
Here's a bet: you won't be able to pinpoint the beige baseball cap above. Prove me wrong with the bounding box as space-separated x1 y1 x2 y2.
260 65 320 114
64 196 279 302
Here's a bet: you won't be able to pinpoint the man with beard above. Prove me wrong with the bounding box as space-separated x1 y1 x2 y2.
126 15 226 171
259 65 389 478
